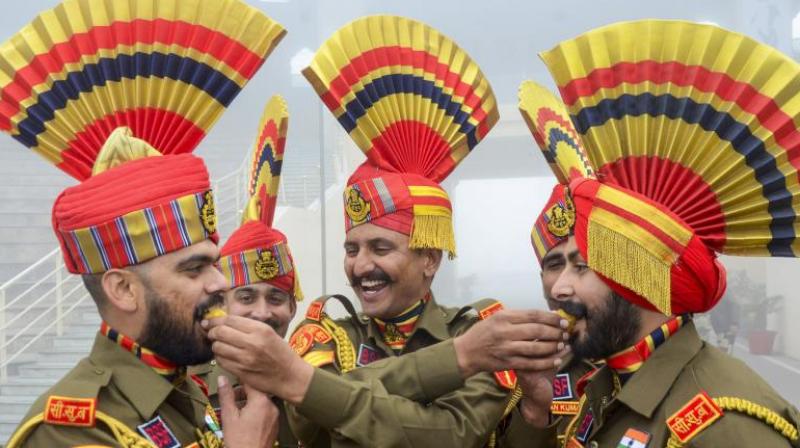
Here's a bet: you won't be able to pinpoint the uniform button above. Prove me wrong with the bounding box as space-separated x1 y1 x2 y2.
211 360 217 366
589 442 598 448
94 368 104 375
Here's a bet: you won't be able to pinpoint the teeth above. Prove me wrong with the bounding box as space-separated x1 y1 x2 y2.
361 279 386 289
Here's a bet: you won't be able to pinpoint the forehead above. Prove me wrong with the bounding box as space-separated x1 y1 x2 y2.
345 222 409 246
142 239 219 269
232 282 291 297
545 236 578 258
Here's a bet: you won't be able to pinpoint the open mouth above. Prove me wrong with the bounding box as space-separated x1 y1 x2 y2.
359 278 389 298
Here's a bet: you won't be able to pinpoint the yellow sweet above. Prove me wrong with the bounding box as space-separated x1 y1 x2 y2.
204 307 227 320
556 309 577 333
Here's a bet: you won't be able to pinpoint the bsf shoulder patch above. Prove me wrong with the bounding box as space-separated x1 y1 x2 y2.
478 301 504 320
44 395 96 427
306 300 325 321
290 324 333 356
475 301 517 390
667 391 723 443
553 373 574 400
302 350 336 368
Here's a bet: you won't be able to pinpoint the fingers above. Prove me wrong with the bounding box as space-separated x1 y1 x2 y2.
222 315 276 335
503 346 570 371
242 383 269 408
501 340 564 358
504 322 567 342
217 375 237 425
503 309 564 327
208 324 251 349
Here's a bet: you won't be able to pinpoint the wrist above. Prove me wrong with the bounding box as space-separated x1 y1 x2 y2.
281 355 314 405
453 334 478 379
519 398 551 428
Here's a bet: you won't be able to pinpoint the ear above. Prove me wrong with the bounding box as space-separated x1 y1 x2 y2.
421 249 443 278
101 268 144 313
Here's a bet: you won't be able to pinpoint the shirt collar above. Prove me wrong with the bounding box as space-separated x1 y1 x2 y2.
615 321 704 418
89 333 177 420
367 293 451 345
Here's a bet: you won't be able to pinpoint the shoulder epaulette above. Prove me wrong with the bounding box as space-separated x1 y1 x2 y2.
295 295 360 373
289 323 333 357
666 392 799 447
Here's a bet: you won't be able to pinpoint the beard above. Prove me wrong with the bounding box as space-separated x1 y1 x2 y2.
569 291 642 361
138 284 222 367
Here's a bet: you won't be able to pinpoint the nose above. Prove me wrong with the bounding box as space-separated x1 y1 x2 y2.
249 298 272 322
351 249 376 279
550 267 575 302
206 265 229 295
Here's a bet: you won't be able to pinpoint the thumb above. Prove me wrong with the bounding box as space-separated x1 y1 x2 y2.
217 375 237 424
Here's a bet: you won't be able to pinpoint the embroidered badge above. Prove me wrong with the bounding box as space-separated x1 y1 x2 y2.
289 324 333 356
305 300 324 321
44 396 96 427
302 350 336 368
617 428 651 448
196 429 223 448
478 301 504 320
551 401 581 415
201 191 217 234
137 415 181 448
553 372 574 400
344 186 371 224
254 250 279 280
576 409 594 443
667 391 723 443
493 370 517 390
357 344 386 367
545 195 575 237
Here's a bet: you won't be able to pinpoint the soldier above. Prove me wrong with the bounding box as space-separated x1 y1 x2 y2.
2 0 287 446
207 14 569 448
510 20 800 447
191 95 302 447
500 185 600 447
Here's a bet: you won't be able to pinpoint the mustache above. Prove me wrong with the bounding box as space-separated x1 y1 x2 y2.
256 316 282 332
194 292 225 322
349 269 392 287
558 300 588 319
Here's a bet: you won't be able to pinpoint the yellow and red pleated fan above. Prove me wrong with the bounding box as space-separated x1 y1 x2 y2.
536 19 800 314
302 15 498 182
220 94 302 300
0 0 286 180
518 80 594 183
541 20 800 259
304 15 498 257
244 94 288 227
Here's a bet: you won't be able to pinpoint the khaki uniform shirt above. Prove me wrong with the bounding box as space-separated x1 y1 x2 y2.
503 322 800 447
7 334 221 448
190 361 299 447
286 296 513 448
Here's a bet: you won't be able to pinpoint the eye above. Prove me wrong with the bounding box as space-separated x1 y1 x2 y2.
373 245 392 255
237 294 255 304
544 260 565 272
268 294 290 306
344 245 359 257
575 263 590 273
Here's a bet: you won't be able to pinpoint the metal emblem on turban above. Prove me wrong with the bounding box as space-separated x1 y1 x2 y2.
345 187 371 224
546 195 575 237
255 250 280 280
201 191 217 235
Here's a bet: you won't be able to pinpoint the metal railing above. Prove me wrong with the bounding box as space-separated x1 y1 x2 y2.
0 158 251 382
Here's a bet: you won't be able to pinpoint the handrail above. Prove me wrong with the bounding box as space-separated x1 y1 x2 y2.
0 248 59 293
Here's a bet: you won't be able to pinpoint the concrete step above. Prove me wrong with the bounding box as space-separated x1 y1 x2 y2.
52 336 95 351
1 415 27 444
37 349 90 363
0 185 65 200
0 378 56 396
0 198 59 214
0 395 38 417
0 242 57 261
18 362 76 379
0 227 58 244
0 213 52 228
